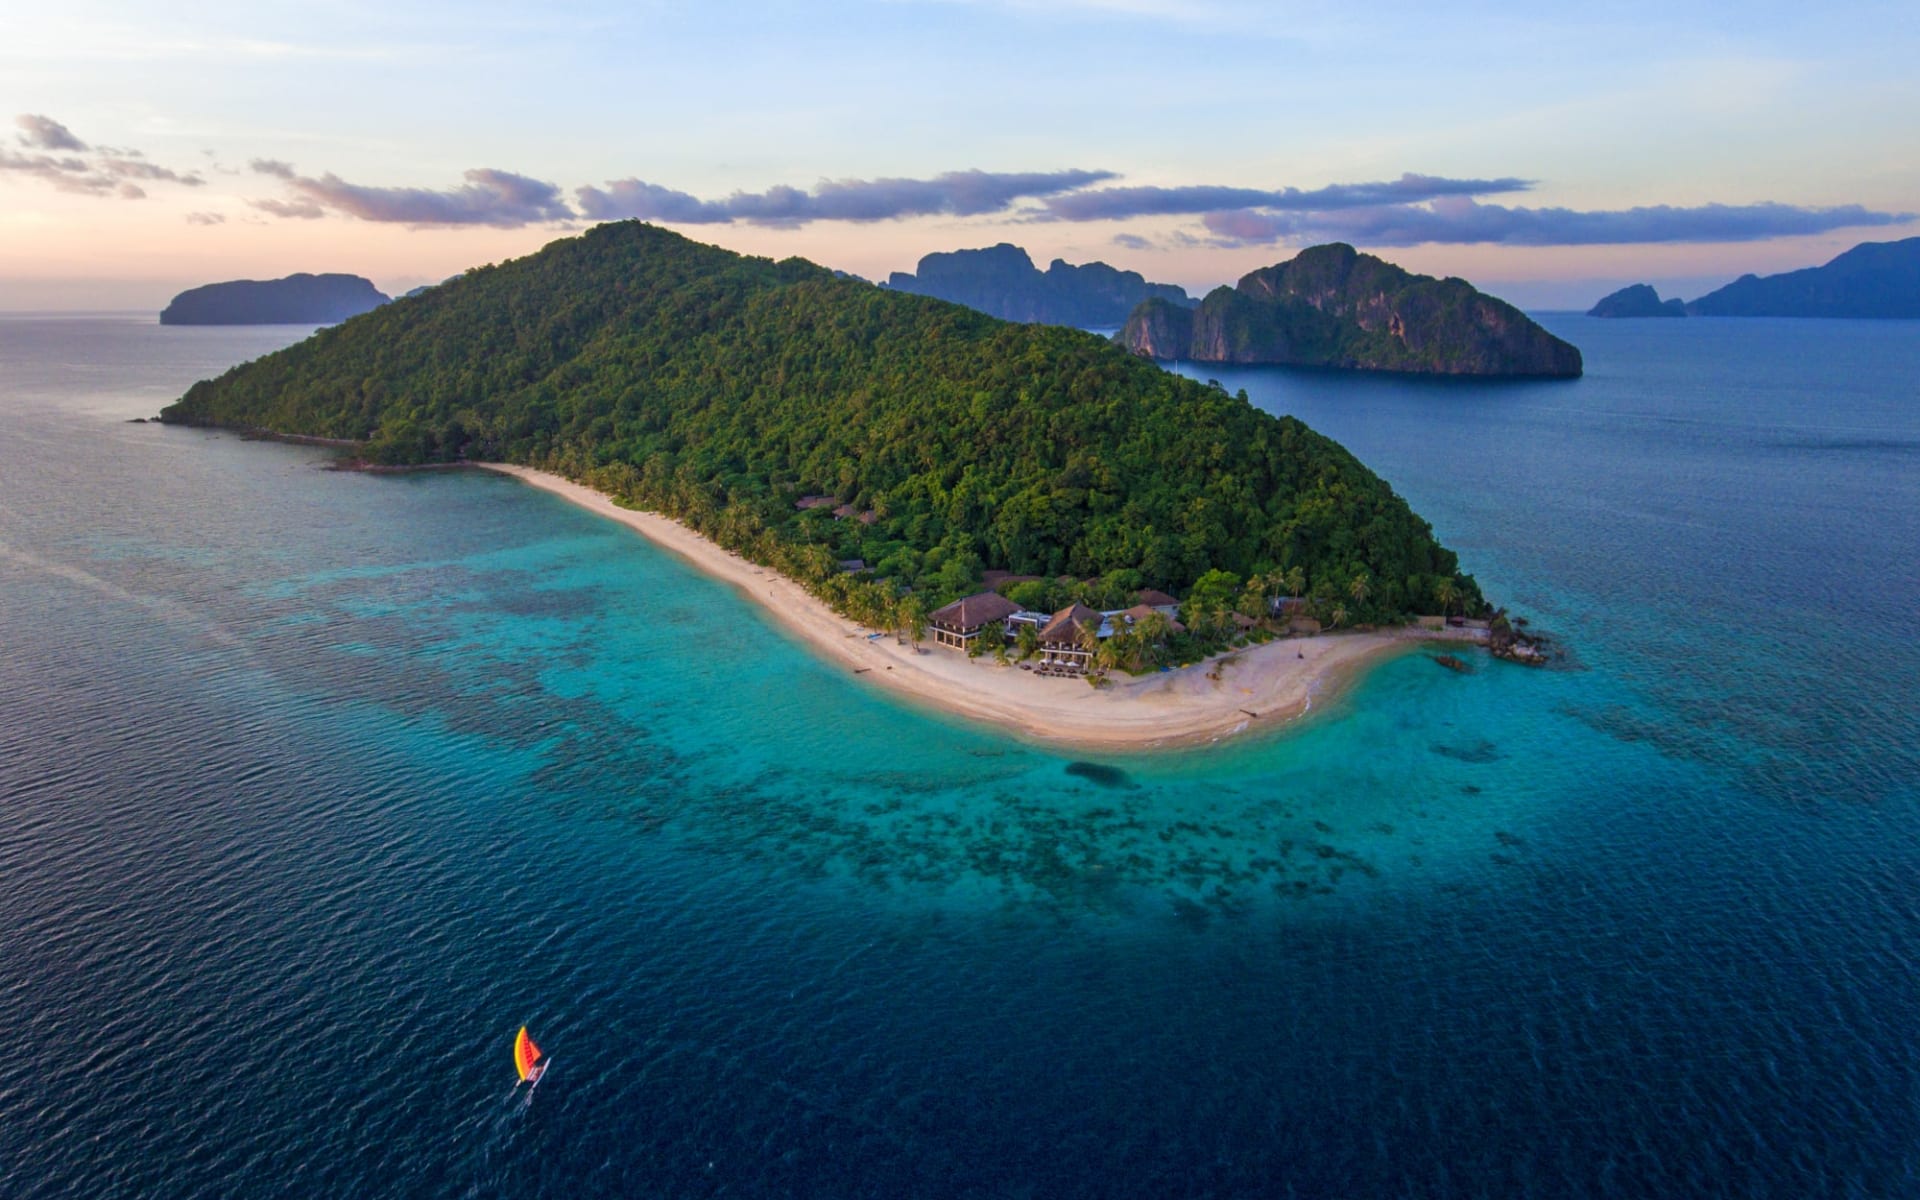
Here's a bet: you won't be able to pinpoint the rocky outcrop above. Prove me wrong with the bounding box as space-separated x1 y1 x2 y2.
1117 297 1195 360
887 244 1192 327
160 274 390 326
1588 284 1686 318
1686 237 1920 318
1119 244 1582 377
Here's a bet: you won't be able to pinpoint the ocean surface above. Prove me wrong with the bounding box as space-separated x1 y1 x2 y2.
2 311 1916 1197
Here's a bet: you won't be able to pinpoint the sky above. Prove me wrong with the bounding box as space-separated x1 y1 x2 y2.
4 0 1918 310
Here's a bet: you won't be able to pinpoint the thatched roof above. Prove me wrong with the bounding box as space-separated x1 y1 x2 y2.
929 591 1021 630
1119 604 1185 635
1135 588 1179 608
1039 603 1103 645
795 495 838 510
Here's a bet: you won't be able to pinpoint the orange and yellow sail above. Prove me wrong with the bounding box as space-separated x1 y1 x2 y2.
514 1026 545 1082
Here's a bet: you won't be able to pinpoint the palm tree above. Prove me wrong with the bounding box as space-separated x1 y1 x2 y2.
1077 618 1105 676
1284 565 1306 601
1134 611 1172 668
1015 623 1039 662
1348 571 1371 608
897 594 928 651
1329 603 1349 630
1433 576 1459 619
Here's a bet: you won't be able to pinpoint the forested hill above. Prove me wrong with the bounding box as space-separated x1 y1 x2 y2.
1685 237 1920 318
161 221 1482 621
1120 244 1582 377
159 273 390 326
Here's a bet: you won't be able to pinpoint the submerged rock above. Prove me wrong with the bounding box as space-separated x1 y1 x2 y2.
1065 761 1136 789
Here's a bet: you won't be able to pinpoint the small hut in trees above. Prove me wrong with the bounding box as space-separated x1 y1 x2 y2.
1135 588 1181 616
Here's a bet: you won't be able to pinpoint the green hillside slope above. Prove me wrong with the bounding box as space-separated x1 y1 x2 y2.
163 222 1483 621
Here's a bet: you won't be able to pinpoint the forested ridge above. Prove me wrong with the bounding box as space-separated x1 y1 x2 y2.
1119 243 1583 377
162 221 1483 623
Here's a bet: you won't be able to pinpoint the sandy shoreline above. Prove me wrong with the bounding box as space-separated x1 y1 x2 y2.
476 463 1479 751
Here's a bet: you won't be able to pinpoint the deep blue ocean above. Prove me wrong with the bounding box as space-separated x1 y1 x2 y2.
2 311 1917 1198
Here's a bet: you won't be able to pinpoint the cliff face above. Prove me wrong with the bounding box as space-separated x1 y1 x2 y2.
160 274 390 326
888 244 1192 326
1588 284 1686 318
1120 244 1582 377
1686 237 1920 318
1118 297 1196 359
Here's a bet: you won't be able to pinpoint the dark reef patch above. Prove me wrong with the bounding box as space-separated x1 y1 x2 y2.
1431 739 1503 764
1065 761 1137 789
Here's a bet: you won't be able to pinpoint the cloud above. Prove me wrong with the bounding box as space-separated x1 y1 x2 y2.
185 211 225 226
1040 173 1533 221
100 156 203 186
3 114 203 197
257 167 574 227
0 148 189 196
576 168 1118 227
15 113 87 151
248 196 326 219
1199 196 1918 247
1111 232 1154 250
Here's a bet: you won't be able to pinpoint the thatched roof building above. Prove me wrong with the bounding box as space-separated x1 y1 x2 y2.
928 591 1022 650
1038 603 1103 646
1033 603 1105 674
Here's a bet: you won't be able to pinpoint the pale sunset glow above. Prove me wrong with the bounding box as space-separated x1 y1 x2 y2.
5 0 1918 308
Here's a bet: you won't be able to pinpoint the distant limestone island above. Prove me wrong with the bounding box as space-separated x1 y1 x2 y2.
159 221 1531 747
1587 284 1686 318
1589 237 1920 319
1118 244 1583 378
886 243 1193 327
159 273 390 326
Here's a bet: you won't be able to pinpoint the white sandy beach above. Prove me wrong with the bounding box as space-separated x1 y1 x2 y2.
478 463 1480 750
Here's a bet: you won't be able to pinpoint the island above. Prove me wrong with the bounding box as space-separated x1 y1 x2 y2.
1684 236 1920 318
1117 243 1584 377
161 221 1504 747
1588 284 1686 318
159 273 390 326
886 244 1193 327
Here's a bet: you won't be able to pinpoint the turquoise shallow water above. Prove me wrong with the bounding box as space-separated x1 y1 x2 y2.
2 313 1918 1196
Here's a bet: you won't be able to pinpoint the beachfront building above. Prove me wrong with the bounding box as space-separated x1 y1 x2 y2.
927 591 1022 651
1036 603 1105 674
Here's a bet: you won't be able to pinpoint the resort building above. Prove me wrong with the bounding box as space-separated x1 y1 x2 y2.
1036 603 1105 674
1135 588 1181 616
927 591 1022 651
931 588 1192 676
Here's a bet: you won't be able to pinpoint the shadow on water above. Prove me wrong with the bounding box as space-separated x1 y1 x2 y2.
1064 761 1137 789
